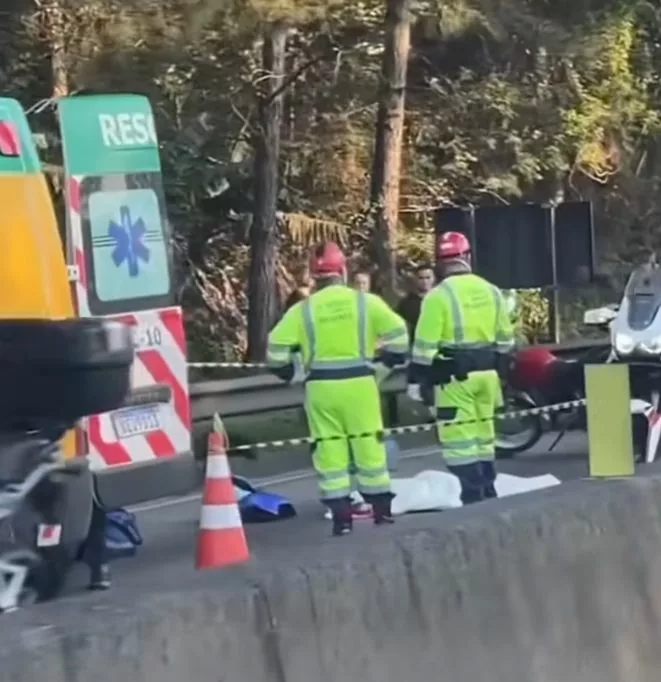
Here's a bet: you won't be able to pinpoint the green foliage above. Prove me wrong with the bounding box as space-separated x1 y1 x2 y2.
563 15 661 183
517 290 551 344
3 0 661 356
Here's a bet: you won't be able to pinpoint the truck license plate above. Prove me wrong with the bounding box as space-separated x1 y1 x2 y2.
112 406 161 439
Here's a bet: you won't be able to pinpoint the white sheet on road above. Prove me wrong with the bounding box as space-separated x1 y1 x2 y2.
345 470 561 516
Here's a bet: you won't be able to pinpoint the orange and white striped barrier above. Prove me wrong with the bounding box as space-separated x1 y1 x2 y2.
195 414 250 570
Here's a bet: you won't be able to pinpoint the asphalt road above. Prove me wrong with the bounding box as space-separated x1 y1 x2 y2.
43 430 596 604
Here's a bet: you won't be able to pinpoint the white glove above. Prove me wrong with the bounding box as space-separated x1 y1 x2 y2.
290 352 307 384
407 383 422 402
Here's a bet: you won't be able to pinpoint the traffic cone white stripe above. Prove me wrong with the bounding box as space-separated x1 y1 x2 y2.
200 504 243 530
205 454 231 478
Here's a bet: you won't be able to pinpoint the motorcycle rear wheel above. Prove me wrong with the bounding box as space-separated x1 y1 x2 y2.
495 396 543 458
0 499 72 603
0 549 42 611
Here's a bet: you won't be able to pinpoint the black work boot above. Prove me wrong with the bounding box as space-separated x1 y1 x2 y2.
333 518 353 536
370 493 395 526
89 563 111 591
327 498 353 537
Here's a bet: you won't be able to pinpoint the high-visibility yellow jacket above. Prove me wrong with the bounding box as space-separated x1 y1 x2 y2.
410 273 514 380
267 284 409 381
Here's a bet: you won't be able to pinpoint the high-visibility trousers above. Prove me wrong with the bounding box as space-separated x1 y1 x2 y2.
435 370 503 463
305 375 391 501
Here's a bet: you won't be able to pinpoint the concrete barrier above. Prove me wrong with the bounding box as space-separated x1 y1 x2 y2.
4 475 661 682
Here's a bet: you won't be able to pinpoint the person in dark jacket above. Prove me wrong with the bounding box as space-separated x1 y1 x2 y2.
284 265 312 312
396 263 435 337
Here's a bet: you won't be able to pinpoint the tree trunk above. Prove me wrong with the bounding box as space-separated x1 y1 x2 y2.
247 22 288 361
44 0 69 97
369 0 411 302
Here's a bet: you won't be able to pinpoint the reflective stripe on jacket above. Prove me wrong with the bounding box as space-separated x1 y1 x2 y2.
267 285 409 380
412 273 514 370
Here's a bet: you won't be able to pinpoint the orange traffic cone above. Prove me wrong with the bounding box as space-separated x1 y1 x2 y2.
195 413 250 570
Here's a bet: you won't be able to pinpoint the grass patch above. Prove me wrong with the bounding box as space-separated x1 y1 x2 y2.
192 396 440 480
224 397 428 448
212 396 431 454
225 408 308 447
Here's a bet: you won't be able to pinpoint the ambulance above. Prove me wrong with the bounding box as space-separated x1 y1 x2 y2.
1 94 193 508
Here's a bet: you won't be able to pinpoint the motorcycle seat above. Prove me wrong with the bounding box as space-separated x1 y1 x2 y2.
545 359 586 400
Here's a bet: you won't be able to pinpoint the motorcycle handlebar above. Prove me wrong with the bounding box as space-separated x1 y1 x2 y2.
0 458 84 521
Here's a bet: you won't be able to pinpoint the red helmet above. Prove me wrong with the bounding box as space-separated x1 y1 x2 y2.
310 241 346 277
437 231 471 260
509 346 557 390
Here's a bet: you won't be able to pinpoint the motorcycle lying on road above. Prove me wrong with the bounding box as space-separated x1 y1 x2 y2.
0 317 134 612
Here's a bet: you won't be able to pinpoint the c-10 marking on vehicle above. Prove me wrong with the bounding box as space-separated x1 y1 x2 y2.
133 323 163 349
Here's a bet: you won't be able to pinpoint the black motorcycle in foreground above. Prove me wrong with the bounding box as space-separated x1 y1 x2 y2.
0 317 134 612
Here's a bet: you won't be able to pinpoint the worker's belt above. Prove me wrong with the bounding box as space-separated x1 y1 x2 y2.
306 365 374 382
431 348 512 384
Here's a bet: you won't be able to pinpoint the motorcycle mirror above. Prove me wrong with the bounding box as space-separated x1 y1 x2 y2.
583 307 617 325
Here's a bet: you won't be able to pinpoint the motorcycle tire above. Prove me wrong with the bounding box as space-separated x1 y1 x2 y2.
0 548 41 611
0 501 70 603
633 413 650 464
495 396 544 459
33 463 94 601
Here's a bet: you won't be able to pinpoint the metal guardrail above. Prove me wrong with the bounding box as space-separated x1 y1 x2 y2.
190 371 407 422
189 339 610 423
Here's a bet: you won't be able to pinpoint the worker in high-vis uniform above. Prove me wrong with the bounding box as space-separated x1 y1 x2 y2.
408 232 514 505
267 242 409 536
